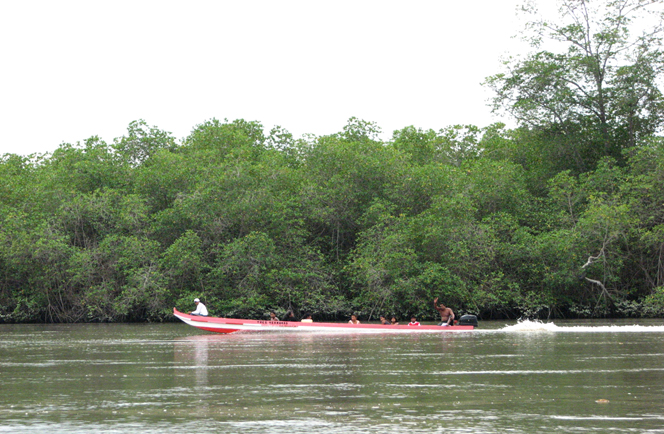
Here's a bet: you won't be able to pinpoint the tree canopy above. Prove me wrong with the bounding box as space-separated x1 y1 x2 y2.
1 112 664 323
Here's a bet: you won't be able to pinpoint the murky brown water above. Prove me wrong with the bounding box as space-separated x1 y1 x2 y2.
1 319 664 433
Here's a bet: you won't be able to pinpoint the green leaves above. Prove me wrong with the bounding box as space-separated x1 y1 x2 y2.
3 110 664 323
113 120 178 167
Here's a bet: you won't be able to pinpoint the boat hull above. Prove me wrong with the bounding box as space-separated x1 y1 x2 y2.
173 308 475 334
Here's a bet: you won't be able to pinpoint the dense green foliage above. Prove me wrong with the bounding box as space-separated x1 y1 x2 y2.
2 0 664 323
2 116 664 323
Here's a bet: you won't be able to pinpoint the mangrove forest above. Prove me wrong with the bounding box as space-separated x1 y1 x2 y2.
2 0 664 322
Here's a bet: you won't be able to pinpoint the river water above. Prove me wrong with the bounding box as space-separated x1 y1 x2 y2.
1 319 663 433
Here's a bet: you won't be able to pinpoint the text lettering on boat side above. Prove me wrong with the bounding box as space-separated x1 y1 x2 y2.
256 320 292 326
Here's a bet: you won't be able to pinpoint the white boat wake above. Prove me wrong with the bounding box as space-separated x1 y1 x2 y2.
499 319 664 333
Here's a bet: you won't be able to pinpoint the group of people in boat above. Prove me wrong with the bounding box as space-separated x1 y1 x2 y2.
190 296 455 325
313 297 455 326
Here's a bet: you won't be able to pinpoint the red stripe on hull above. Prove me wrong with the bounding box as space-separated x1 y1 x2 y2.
196 325 239 334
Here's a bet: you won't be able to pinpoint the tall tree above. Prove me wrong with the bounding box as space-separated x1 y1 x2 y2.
486 0 664 173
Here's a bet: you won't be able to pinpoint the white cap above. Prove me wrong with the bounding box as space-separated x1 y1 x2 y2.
194 298 200 302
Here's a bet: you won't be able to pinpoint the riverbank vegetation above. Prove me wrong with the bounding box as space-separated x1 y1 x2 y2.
2 0 664 322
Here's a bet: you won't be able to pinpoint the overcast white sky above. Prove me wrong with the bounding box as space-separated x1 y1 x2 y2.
1 0 536 156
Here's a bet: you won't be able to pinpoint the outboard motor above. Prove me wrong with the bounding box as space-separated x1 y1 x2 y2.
457 314 479 327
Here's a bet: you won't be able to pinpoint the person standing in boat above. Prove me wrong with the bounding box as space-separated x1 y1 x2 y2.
189 298 208 317
434 297 454 326
349 314 361 324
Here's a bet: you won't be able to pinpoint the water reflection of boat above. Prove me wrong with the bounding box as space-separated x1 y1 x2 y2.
173 308 477 334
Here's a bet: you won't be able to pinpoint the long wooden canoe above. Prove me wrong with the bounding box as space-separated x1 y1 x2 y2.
173 308 475 334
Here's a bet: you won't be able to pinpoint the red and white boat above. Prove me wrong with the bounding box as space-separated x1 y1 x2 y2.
173 308 476 334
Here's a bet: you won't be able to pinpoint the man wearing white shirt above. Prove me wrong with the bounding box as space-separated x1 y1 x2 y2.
189 298 208 316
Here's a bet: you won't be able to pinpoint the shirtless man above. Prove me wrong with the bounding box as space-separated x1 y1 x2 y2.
434 297 454 326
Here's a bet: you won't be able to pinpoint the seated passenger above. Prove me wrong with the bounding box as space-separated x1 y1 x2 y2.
301 314 313 323
379 316 391 325
348 314 361 325
269 311 279 321
189 298 208 316
390 316 399 325
408 316 420 326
